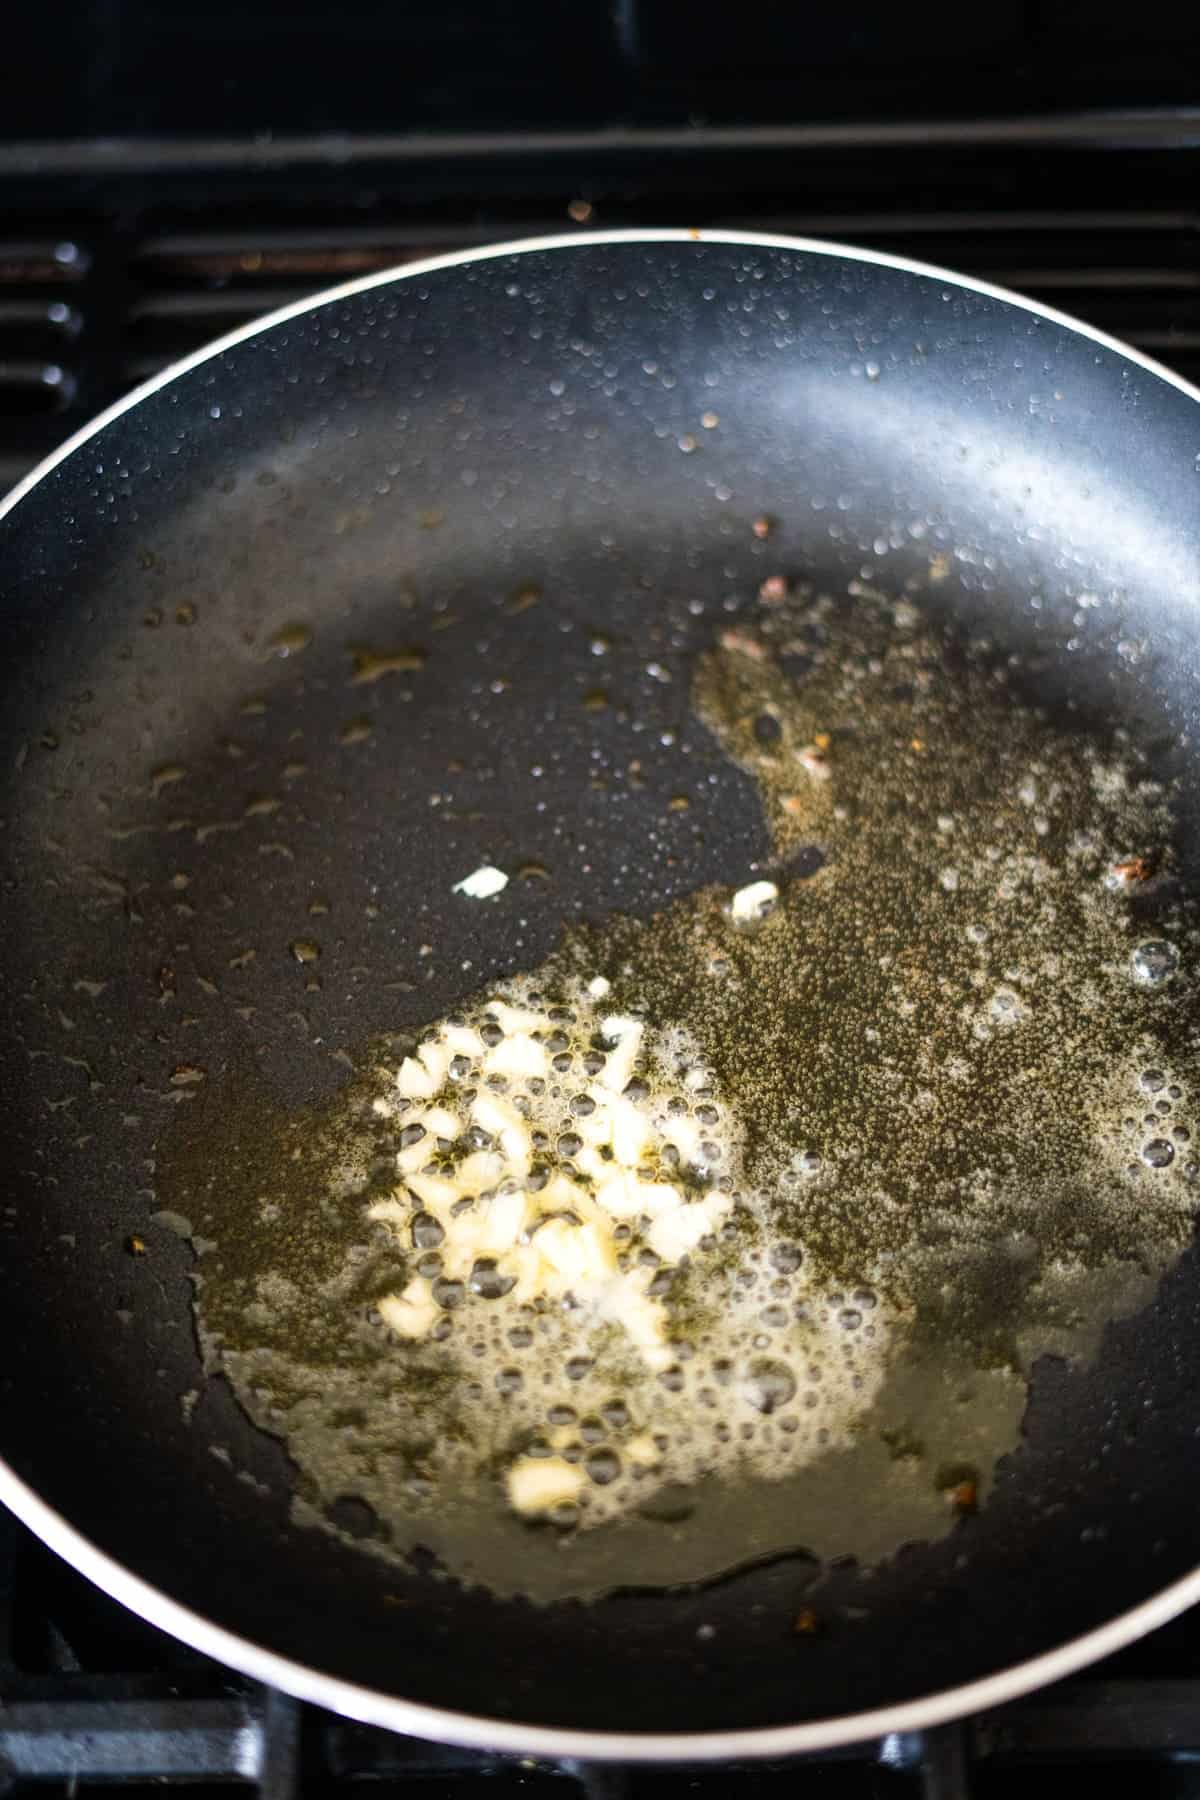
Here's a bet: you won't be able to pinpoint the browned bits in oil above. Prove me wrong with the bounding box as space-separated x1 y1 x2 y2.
567 198 593 222
518 862 551 882
758 575 789 605
582 690 609 713
947 1479 978 1514
150 763 187 798
170 1064 206 1086
126 1235 147 1257
692 594 1196 1319
752 515 775 540
507 585 542 615
338 717 374 746
266 623 312 659
718 629 767 662
792 1607 821 1637
668 796 690 813
289 939 321 964
1110 856 1155 887
174 602 197 626
143 608 163 629
418 508 445 530
349 646 427 686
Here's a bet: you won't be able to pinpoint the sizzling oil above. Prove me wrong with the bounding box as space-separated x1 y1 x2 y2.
167 587 1200 1602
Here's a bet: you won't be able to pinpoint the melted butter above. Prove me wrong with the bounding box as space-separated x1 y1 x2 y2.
164 588 1200 1602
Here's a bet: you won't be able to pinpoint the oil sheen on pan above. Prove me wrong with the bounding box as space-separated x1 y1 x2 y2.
160 577 1200 1604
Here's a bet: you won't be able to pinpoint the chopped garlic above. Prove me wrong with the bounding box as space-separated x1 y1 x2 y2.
662 1111 703 1162
592 1171 648 1219
452 864 508 899
422 1104 459 1140
379 1281 439 1339
507 1455 585 1515
366 1196 409 1227
647 1191 731 1264
397 1134 435 1173
454 1149 506 1194
369 977 739 1437
483 1032 548 1080
471 1090 532 1173
534 1216 618 1288
607 1093 652 1164
405 1170 461 1211
730 879 779 923
476 1188 529 1255
396 1055 438 1099
488 999 544 1035
598 1015 644 1093
416 1038 450 1089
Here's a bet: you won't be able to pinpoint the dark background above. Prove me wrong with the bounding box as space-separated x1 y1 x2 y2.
6 1 1200 136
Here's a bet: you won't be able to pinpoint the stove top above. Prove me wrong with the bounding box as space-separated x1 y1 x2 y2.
6 1505 1200 1797
3 78 1200 1799
1 114 1199 499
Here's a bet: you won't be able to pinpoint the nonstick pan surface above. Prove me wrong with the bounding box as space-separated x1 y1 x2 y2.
1 232 1200 1759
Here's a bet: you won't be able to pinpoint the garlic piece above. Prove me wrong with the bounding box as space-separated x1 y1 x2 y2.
471 1090 532 1173
507 1455 584 1516
416 1038 450 1089
488 1000 544 1035
453 865 508 899
483 1031 549 1081
597 1015 644 1093
396 1056 437 1100
405 1170 461 1212
730 879 778 923
442 1023 484 1058
455 1150 506 1194
535 1216 618 1288
476 1188 530 1255
422 1105 459 1140
378 1281 439 1339
646 1192 731 1264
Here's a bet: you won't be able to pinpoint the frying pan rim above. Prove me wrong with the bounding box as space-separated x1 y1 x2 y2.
2 225 1199 1760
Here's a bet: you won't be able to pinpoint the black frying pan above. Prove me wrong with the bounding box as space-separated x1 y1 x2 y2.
1 230 1199 1761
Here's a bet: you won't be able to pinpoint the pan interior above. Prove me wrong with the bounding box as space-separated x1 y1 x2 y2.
1 238 1199 1739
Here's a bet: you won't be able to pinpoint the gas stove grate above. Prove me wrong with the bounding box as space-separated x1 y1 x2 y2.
0 115 1198 494
5 1518 1200 1800
7 1671 1200 1797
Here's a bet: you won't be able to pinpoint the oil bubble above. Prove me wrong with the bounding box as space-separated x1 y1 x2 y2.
742 1359 797 1414
585 1449 622 1486
1132 941 1179 985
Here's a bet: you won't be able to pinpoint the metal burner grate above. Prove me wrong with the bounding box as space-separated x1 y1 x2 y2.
0 116 1199 493
4 1518 1200 1799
